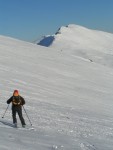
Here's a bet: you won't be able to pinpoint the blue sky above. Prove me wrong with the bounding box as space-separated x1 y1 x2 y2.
0 0 113 41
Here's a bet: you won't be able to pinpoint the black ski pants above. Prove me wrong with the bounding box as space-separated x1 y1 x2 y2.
12 106 26 125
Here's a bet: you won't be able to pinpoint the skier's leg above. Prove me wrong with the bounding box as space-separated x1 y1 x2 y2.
12 108 17 124
17 107 26 126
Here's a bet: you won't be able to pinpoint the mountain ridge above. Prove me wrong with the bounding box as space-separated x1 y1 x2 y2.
38 24 113 48
38 24 113 67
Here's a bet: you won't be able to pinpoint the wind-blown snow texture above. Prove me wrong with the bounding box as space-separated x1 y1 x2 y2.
0 24 113 150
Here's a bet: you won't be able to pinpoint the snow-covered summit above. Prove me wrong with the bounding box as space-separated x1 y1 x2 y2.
38 24 113 49
38 24 113 67
55 24 90 34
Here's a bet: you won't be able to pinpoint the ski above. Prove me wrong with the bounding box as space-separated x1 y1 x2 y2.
0 120 35 130
13 124 35 130
17 127 35 130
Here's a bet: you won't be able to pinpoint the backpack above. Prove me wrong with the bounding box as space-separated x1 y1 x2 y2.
12 96 21 106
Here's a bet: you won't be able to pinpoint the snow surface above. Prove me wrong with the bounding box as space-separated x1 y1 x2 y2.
0 25 113 150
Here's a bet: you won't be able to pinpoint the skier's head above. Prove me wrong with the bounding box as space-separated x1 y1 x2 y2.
13 90 19 96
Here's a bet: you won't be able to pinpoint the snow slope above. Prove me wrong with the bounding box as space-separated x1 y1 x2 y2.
0 35 113 150
38 24 113 68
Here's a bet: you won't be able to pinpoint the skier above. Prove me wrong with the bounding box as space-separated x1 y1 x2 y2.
7 90 26 128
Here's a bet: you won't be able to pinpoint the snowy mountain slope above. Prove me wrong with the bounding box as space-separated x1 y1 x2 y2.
0 35 113 149
38 24 113 67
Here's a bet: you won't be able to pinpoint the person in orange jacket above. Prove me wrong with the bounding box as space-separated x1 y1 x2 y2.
7 90 26 127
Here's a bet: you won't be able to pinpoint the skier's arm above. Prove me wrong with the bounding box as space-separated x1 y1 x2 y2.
21 97 25 105
7 96 13 104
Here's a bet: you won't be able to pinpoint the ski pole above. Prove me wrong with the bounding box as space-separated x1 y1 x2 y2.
22 106 32 126
2 104 10 118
